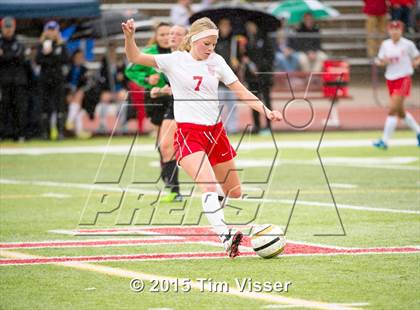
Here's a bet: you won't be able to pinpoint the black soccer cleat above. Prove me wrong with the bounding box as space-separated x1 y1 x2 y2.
223 229 243 258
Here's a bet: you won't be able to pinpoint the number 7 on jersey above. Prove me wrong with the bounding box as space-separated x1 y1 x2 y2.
193 76 203 91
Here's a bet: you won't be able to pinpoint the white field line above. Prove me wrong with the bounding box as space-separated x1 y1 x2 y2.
41 193 72 199
150 157 419 171
247 251 420 258
1 178 418 215
0 236 187 247
48 229 167 236
0 250 362 310
281 240 420 251
0 178 158 194
0 138 417 156
268 199 420 215
262 303 370 309
330 184 358 189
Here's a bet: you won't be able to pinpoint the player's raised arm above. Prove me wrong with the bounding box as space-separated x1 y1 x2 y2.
122 18 157 67
227 80 282 122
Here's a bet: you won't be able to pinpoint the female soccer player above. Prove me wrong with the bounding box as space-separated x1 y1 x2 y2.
122 17 282 258
373 21 420 149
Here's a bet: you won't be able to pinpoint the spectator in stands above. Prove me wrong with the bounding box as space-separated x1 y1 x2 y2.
198 0 218 10
363 0 388 58
65 49 91 138
274 29 300 72
94 90 115 134
415 11 420 49
170 0 217 27
243 21 275 135
215 18 240 134
25 45 42 139
389 0 415 32
290 13 327 72
170 0 195 27
36 21 68 140
99 43 127 93
0 16 28 142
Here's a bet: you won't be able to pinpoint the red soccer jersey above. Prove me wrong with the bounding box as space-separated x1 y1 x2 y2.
363 0 388 16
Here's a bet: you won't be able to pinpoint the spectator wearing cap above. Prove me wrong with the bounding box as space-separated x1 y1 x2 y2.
389 0 415 31
363 0 388 58
0 16 28 141
36 20 68 140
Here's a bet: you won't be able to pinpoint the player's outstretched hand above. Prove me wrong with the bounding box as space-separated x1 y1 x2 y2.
413 58 420 69
268 110 283 122
122 18 135 40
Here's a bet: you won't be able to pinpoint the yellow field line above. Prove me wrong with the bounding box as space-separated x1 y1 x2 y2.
0 249 362 310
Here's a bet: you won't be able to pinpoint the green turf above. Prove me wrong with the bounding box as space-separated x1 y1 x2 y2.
1 131 419 309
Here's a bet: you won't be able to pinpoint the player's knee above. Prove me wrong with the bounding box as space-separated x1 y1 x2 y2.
228 187 242 199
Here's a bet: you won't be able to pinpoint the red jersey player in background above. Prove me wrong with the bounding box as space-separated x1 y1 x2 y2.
374 21 420 149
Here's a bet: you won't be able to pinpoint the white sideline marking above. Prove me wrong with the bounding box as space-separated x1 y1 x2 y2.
151 157 419 170
0 250 361 310
267 199 420 215
48 229 167 237
321 157 418 165
41 193 72 199
330 184 358 189
0 179 158 195
262 303 369 309
1 178 418 215
0 138 417 156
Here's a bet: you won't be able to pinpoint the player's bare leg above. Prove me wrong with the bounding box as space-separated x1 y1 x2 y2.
180 152 242 257
374 94 404 149
395 97 420 146
212 159 241 208
158 119 182 202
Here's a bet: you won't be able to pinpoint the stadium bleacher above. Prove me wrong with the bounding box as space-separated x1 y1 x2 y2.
92 0 371 74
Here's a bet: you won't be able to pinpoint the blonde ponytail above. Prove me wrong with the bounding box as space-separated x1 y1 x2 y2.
178 17 217 52
178 33 193 51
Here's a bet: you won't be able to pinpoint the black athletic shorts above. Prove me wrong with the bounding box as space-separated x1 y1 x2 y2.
145 93 174 126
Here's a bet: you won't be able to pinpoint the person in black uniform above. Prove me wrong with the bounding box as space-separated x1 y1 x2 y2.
36 20 68 140
242 21 275 134
0 16 28 141
25 45 42 139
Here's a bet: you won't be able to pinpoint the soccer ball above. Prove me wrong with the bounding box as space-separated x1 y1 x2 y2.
251 224 286 259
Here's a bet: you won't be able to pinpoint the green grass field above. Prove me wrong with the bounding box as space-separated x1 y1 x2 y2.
1 130 419 310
